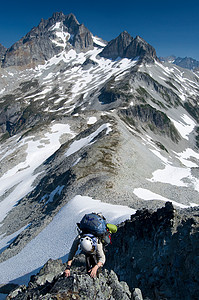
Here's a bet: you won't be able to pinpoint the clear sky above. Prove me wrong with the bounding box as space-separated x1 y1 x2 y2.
0 0 198 60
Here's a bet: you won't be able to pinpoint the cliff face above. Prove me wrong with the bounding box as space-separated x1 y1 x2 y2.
105 202 199 300
100 32 157 61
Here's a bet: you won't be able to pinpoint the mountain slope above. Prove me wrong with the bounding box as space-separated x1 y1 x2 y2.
0 12 199 294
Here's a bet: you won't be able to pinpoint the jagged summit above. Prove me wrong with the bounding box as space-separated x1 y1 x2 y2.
0 12 159 68
99 31 133 59
1 12 93 68
100 31 157 61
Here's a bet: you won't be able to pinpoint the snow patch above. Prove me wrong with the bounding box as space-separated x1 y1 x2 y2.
170 114 196 140
87 117 97 125
0 195 135 285
0 123 75 223
133 188 189 208
65 123 112 157
148 165 191 187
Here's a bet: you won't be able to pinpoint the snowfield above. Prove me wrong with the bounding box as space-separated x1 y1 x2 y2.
0 123 75 223
0 195 135 285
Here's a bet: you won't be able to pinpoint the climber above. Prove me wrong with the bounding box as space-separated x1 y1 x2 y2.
64 213 117 279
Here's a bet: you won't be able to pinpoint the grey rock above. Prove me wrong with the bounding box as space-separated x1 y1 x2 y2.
99 31 133 60
119 103 181 142
132 288 143 300
125 36 157 61
2 12 93 67
100 32 157 61
29 258 66 287
6 258 132 300
0 43 6 61
105 203 199 300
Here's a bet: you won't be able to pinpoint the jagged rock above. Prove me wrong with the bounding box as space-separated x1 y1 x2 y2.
100 32 157 61
2 12 93 67
132 288 143 300
72 24 94 52
29 258 66 287
6 256 133 300
99 31 133 60
0 43 6 61
105 202 199 300
125 36 157 61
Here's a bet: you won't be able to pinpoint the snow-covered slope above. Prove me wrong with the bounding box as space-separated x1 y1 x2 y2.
0 12 199 293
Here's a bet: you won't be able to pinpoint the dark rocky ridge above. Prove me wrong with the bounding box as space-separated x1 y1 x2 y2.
1 12 94 68
1 13 158 68
105 202 199 300
100 31 157 61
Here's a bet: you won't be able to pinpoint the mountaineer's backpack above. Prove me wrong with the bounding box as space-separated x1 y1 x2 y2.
77 213 117 246
78 213 107 237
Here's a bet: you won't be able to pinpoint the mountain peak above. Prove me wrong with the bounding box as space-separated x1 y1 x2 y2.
100 31 157 61
99 31 133 59
66 12 80 24
1 12 93 67
52 11 65 19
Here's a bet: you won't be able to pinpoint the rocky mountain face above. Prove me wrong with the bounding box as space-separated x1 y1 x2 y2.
100 31 157 61
1 12 94 68
106 202 199 300
0 43 6 61
0 11 199 300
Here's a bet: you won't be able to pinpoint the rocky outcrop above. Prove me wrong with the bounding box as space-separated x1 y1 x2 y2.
0 43 6 61
100 32 157 61
105 202 199 300
119 104 181 142
2 12 93 67
6 256 141 300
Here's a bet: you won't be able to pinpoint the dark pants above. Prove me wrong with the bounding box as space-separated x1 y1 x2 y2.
85 254 97 272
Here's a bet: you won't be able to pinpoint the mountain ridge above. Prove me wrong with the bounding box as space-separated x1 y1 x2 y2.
0 11 199 300
160 55 199 70
0 12 158 68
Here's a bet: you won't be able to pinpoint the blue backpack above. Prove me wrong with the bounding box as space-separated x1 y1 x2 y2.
78 213 107 237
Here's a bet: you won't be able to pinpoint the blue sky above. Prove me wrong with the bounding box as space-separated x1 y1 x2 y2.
0 0 199 60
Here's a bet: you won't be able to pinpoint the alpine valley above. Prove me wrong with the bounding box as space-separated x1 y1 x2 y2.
0 12 199 300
